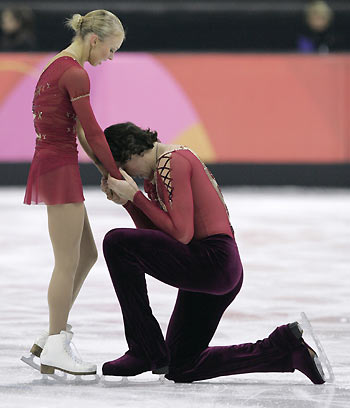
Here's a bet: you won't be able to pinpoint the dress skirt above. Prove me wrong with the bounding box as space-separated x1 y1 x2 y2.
23 147 84 205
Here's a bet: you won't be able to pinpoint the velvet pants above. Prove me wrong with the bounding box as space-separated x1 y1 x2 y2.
103 228 297 382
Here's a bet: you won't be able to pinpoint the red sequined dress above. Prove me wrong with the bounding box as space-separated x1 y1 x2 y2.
24 56 121 205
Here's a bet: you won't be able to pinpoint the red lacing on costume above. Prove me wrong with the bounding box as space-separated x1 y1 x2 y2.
130 149 233 243
157 154 174 203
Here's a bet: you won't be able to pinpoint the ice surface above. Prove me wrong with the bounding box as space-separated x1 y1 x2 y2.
0 186 349 408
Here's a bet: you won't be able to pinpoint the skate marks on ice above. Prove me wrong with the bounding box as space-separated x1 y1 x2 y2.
13 350 350 408
99 377 342 408
1 187 350 407
0 375 345 408
301 312 335 383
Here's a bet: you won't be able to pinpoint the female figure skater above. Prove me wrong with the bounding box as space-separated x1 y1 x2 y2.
100 122 325 384
23 10 124 376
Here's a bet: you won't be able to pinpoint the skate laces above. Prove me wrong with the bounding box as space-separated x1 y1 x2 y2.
70 341 83 363
63 337 82 364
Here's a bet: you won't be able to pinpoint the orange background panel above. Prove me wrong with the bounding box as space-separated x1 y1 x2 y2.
0 54 43 103
156 54 350 163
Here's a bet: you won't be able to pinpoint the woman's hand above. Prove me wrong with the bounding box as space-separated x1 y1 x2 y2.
101 177 128 205
107 169 139 202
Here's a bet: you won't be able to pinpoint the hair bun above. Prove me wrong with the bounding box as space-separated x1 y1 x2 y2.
77 16 84 30
66 10 124 40
71 13 84 32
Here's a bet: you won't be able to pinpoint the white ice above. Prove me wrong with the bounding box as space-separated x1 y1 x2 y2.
0 186 349 408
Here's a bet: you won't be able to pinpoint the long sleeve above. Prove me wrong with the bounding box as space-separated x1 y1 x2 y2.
123 201 157 230
132 152 194 244
60 66 122 180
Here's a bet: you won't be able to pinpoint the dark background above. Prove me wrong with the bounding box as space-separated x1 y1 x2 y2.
1 0 349 52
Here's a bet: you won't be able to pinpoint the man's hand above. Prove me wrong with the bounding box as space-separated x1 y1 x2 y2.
101 177 128 205
107 169 139 202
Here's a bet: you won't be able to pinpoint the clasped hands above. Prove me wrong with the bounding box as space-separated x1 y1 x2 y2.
101 169 139 205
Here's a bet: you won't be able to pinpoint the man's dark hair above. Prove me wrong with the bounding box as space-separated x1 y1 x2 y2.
104 122 158 165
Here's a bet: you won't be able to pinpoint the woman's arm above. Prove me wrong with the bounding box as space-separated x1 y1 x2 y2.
76 119 108 177
76 118 96 161
60 66 122 180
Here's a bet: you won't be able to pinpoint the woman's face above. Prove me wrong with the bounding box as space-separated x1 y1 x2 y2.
88 33 124 66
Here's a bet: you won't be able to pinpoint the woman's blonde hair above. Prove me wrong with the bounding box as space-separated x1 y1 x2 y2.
66 10 125 41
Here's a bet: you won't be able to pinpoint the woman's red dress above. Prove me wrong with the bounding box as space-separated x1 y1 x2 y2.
24 56 121 205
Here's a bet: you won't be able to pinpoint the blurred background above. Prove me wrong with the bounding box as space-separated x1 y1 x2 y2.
1 0 350 187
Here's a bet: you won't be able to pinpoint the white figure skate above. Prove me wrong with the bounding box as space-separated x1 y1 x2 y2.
300 312 335 383
21 324 72 372
39 330 99 384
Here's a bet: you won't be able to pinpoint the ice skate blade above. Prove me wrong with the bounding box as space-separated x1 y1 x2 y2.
21 354 40 372
101 375 129 387
102 372 168 387
40 364 97 376
40 372 68 383
70 374 100 385
300 312 335 383
313 355 326 381
40 373 100 384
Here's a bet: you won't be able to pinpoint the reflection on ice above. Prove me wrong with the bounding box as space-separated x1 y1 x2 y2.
0 187 349 408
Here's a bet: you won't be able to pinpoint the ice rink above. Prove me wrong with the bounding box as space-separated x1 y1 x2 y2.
1 186 349 408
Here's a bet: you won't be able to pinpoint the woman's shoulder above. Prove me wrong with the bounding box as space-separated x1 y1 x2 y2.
40 55 83 80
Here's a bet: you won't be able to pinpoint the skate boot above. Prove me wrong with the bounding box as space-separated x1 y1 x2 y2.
102 351 169 384
21 324 72 371
288 321 326 384
40 330 97 377
30 324 73 357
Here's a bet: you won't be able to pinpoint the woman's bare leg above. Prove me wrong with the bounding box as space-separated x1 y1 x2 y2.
70 206 98 308
47 203 85 335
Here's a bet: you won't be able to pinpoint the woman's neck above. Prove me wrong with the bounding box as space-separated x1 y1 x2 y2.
62 39 88 66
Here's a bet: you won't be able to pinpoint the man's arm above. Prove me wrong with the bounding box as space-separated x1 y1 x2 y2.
132 153 194 244
101 177 158 230
123 201 158 230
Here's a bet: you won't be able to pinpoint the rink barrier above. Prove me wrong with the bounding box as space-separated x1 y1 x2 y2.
1 162 350 187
